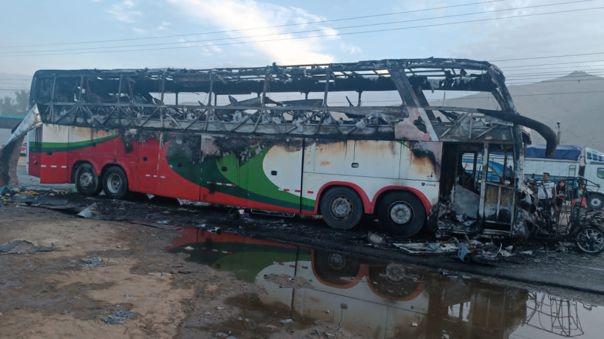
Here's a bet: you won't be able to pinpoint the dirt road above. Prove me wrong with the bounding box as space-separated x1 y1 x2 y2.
0 204 365 338
1 165 604 338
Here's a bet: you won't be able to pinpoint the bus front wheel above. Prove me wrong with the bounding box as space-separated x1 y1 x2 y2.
377 191 425 237
102 166 129 199
74 163 101 196
320 187 363 230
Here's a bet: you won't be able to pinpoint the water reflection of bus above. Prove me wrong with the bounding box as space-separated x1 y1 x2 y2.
169 228 602 339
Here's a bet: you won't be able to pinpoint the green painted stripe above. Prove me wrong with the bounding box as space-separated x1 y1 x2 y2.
29 135 118 152
220 149 314 210
167 144 315 211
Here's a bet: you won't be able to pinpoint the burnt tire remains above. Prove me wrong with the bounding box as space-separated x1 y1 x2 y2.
377 191 426 238
102 166 129 200
74 163 100 196
320 187 363 230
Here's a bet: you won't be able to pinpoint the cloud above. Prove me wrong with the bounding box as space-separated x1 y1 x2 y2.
157 21 171 31
199 42 223 56
340 42 362 56
107 0 142 23
166 0 336 64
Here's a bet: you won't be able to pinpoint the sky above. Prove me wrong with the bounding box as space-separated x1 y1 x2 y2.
1 0 604 92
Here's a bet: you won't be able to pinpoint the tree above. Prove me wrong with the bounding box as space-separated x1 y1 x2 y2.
0 90 29 117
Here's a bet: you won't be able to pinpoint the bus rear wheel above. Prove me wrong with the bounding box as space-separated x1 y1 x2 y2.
377 191 425 238
102 166 129 199
75 163 100 196
320 187 363 230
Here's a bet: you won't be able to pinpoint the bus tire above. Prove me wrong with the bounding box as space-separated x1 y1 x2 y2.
312 251 361 286
377 191 425 238
588 193 604 210
320 187 363 230
74 163 100 196
102 166 129 200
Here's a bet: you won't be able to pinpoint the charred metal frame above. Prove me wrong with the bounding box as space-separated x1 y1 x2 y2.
29 58 555 147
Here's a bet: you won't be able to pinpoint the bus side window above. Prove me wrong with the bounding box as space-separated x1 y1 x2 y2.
34 77 54 103
54 77 81 103
569 164 577 177
598 168 604 179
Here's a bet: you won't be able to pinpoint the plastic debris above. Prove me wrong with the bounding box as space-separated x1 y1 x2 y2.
393 242 458 255
81 256 103 268
77 203 98 218
367 232 385 245
499 249 513 257
280 318 294 325
101 309 138 325
0 239 55 254
457 242 471 262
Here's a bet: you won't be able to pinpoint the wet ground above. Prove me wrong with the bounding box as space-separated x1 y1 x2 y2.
173 226 604 339
0 164 603 338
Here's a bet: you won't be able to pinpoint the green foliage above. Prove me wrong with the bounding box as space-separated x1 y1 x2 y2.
0 90 29 117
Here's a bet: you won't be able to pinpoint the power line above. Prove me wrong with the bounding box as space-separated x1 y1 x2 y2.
2 4 603 58
507 78 604 85
506 69 604 77
448 89 604 99
0 0 512 49
506 73 604 81
3 0 592 55
493 51 604 63
499 59 604 70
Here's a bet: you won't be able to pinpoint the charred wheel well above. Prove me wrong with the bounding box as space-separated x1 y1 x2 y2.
101 163 126 178
373 188 427 215
71 160 94 183
316 184 369 214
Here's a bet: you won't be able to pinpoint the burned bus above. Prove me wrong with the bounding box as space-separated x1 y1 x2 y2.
23 59 556 237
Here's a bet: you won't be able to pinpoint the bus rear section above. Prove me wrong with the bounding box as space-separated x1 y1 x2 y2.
28 124 119 185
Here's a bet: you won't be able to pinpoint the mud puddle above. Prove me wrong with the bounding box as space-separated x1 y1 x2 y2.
170 227 604 339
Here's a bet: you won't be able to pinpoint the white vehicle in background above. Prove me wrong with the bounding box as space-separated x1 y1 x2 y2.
523 144 604 209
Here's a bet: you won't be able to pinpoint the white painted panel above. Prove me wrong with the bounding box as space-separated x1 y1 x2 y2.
263 144 303 194
399 141 442 182
352 140 399 179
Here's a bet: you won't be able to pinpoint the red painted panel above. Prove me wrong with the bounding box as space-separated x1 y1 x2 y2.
31 133 312 214
155 142 200 201
130 138 160 195
39 151 70 183
28 152 41 177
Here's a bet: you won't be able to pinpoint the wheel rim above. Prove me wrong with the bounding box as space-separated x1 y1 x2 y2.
576 228 604 253
79 171 94 188
327 253 346 271
106 173 122 194
331 197 352 219
590 196 602 208
385 263 406 282
389 201 413 225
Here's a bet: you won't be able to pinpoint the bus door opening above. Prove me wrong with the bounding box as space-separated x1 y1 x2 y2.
480 144 516 230
440 143 482 222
